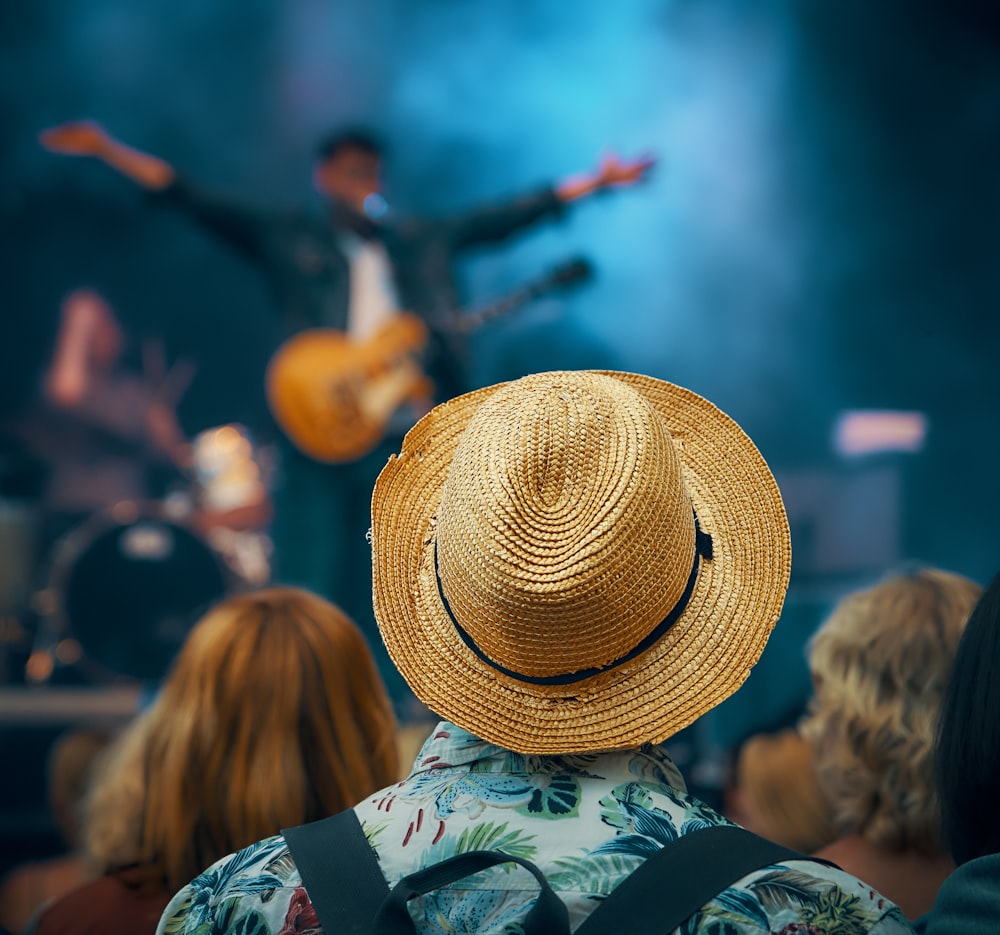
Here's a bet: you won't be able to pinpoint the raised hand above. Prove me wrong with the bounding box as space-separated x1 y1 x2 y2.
39 121 110 157
592 152 657 189
39 121 175 188
556 150 657 202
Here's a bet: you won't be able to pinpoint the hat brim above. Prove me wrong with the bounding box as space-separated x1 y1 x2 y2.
371 371 790 754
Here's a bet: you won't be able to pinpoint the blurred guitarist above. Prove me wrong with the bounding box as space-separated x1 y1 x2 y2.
40 121 654 711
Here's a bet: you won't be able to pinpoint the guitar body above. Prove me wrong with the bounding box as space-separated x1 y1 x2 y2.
266 259 593 464
265 314 432 464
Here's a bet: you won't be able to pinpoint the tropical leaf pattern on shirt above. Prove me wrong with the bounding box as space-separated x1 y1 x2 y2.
680 920 742 935
448 821 538 861
261 848 298 882
746 868 828 915
546 851 644 895
593 781 681 854
680 815 721 836
598 781 656 832
155 723 916 935
705 885 774 930
231 910 270 935
167 837 287 931
799 884 885 935
407 886 532 935
514 773 580 819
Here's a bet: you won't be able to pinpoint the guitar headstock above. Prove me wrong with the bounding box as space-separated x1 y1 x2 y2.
541 256 595 293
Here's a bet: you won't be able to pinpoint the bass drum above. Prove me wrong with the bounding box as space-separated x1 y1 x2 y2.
41 503 229 682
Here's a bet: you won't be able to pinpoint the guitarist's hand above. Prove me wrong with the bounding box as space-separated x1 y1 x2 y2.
556 151 657 202
40 121 111 158
592 152 657 189
40 120 175 189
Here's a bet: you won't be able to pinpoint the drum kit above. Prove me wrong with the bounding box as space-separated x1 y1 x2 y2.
0 424 274 686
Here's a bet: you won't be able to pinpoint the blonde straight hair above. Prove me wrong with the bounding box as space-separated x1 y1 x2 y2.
86 587 399 891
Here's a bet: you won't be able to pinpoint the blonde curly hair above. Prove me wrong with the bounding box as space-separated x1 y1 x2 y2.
800 569 980 855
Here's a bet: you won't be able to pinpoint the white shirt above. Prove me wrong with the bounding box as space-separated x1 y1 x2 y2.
341 232 399 340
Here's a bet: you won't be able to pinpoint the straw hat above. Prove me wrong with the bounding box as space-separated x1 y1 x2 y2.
371 371 790 754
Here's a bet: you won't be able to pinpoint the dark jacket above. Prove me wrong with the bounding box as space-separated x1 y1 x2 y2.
158 180 566 400
919 853 1000 935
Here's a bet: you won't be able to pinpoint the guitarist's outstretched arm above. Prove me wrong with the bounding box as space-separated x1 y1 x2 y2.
446 151 656 249
555 151 656 202
40 121 269 262
40 121 175 189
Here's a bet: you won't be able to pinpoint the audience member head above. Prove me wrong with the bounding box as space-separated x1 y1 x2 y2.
730 727 837 854
935 569 1000 866
85 586 398 891
801 568 981 855
370 370 791 754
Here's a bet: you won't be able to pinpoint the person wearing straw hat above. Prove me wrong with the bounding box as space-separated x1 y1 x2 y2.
156 371 914 934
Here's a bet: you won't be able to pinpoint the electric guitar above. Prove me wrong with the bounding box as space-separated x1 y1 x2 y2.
265 257 594 464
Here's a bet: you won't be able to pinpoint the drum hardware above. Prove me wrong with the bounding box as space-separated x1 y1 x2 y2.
191 424 272 514
188 424 274 586
202 526 273 587
24 638 83 685
28 502 231 684
0 498 42 684
11 423 273 686
0 614 34 685
0 617 30 646
0 499 39 615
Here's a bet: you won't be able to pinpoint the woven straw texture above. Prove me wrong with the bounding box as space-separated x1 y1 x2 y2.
371 371 790 754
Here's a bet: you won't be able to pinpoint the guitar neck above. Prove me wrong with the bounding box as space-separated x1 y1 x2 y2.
455 284 545 333
450 258 594 334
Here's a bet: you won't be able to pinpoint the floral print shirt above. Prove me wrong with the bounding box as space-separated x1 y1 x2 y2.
156 722 915 934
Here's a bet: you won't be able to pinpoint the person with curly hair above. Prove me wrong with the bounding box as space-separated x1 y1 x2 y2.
800 568 982 921
31 587 399 935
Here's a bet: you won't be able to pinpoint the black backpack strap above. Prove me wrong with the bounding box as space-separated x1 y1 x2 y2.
577 824 828 935
284 814 832 935
284 811 570 935
282 809 389 934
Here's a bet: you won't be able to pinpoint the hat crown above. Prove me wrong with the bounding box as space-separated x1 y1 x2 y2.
436 372 696 679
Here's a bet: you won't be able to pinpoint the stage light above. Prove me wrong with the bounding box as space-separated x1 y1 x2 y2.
833 410 928 458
